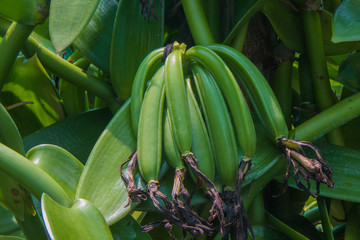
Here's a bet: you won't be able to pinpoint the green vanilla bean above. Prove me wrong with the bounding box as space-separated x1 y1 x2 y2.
0 143 71 206
0 21 34 91
265 211 310 240
294 92 360 142
302 9 344 145
182 0 214 45
317 197 334 240
272 60 293 128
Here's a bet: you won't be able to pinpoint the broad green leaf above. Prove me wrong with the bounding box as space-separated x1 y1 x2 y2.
41 194 112 240
262 0 304 52
332 0 360 43
336 52 360 92
73 0 118 74
0 205 19 234
0 0 49 25
110 215 151 240
76 100 135 225
288 142 360 202
27 144 84 200
110 0 164 100
0 55 65 137
320 10 360 56
23 108 112 164
49 0 100 52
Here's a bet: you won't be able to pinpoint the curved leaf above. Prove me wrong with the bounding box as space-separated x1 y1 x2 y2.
0 55 65 137
41 194 112 240
110 0 164 100
23 108 112 164
49 0 100 52
332 0 360 43
75 100 135 225
27 144 83 200
73 0 118 74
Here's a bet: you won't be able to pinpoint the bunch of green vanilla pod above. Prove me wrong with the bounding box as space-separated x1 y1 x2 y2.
121 42 334 239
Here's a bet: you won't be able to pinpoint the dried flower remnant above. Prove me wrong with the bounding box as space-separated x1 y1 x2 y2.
277 137 334 198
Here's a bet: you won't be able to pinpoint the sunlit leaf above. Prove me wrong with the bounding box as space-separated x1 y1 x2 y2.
0 0 49 25
41 194 112 240
49 0 100 52
75 100 135 225
332 0 360 43
0 55 65 137
27 144 83 200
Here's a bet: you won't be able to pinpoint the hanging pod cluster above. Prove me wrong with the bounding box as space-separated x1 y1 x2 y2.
121 42 334 239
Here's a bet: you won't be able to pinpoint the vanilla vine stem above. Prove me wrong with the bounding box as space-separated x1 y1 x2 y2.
0 19 121 112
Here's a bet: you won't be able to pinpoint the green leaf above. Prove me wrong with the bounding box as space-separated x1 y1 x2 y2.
336 52 360 92
73 0 118 74
110 215 151 240
332 0 360 43
0 55 65 137
41 193 113 240
75 100 135 225
262 0 304 52
0 0 49 25
110 0 164 100
321 10 360 56
0 205 19 235
49 0 100 52
0 143 70 206
288 142 360 202
26 144 84 200
23 108 113 164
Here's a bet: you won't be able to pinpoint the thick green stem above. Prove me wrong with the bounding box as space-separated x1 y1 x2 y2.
266 211 310 240
272 60 293 128
302 10 344 145
182 0 214 45
0 19 121 111
202 0 221 42
293 91 360 142
317 197 334 240
0 143 71 206
247 192 266 226
0 22 34 91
